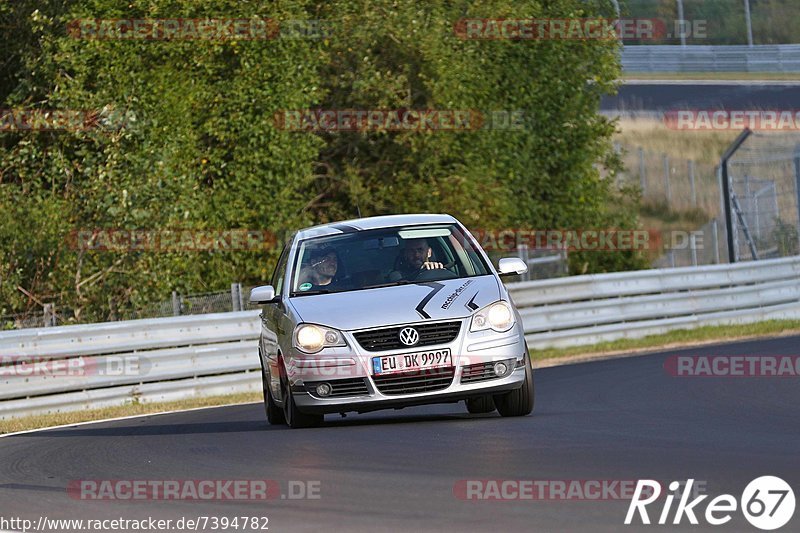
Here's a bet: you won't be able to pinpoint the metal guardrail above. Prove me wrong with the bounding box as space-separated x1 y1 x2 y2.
2 256 800 420
0 312 262 421
511 255 800 349
622 44 800 73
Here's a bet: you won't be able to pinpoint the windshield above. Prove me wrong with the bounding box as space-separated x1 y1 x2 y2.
289 224 490 296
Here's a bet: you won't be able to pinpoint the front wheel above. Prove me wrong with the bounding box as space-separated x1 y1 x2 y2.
494 350 534 417
281 371 323 429
260 354 285 425
466 395 496 414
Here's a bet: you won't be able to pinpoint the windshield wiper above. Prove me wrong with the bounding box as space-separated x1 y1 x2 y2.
361 280 413 290
291 288 333 296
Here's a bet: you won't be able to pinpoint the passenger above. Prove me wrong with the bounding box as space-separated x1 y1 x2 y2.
297 247 343 292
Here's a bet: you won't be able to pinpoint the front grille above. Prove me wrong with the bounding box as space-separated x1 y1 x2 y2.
460 362 496 383
304 378 369 398
372 367 455 395
353 321 461 352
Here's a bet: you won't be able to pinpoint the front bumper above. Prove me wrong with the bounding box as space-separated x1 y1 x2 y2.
286 320 528 415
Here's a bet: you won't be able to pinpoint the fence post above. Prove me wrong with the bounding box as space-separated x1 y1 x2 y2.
43 304 56 327
638 147 646 196
720 129 753 264
172 291 181 316
688 159 696 207
663 154 671 205
690 233 698 266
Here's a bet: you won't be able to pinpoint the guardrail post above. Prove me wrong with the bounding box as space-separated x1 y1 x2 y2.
712 218 720 264
172 291 182 316
43 304 56 327
231 283 243 311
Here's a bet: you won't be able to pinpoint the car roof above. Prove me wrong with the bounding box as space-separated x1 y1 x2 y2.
294 214 458 241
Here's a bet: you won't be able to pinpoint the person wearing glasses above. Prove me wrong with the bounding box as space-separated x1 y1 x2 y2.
297 247 345 292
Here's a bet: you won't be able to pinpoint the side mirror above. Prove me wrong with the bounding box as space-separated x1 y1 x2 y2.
497 257 528 276
250 285 277 304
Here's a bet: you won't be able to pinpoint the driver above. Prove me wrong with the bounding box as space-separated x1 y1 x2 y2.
387 238 445 281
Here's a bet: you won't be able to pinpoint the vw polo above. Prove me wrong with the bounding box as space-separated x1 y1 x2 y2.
250 214 534 428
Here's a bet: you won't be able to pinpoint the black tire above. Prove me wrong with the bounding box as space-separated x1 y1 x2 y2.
260 354 285 425
466 395 496 414
281 370 323 429
494 351 534 417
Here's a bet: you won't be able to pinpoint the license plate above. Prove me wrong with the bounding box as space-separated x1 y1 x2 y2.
372 348 452 375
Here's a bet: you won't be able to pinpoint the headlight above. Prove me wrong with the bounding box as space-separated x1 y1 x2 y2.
470 301 515 332
293 324 347 353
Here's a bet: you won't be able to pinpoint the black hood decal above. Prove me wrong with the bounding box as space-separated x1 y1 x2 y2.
465 292 480 311
415 282 446 319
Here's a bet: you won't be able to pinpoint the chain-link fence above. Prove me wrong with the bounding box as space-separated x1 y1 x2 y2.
724 132 800 262
618 132 800 266
616 142 722 218
0 283 256 330
615 141 726 268
652 217 725 268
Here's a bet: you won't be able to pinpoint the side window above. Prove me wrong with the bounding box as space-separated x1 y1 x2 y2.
271 243 291 296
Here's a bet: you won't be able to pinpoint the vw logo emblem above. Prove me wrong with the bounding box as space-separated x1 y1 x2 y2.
398 327 419 346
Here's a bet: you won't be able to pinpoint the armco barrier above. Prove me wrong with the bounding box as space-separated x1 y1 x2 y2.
2 256 800 420
0 312 262 421
622 44 800 73
511 256 800 349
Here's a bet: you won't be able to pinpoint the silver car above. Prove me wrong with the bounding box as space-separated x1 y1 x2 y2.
250 214 534 428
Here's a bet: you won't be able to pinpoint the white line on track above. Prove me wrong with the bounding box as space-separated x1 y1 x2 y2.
0 401 260 439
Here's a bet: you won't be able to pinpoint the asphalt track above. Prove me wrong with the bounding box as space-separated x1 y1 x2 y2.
602 82 800 111
1 335 799 532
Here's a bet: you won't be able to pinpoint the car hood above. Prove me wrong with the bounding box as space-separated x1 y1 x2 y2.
289 275 501 331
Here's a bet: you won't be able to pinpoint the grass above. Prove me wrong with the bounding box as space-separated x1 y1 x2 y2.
622 72 800 81
0 392 261 435
530 319 800 363
614 117 737 166
3 320 800 434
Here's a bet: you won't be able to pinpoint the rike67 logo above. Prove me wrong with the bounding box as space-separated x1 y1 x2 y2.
626 477 795 530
